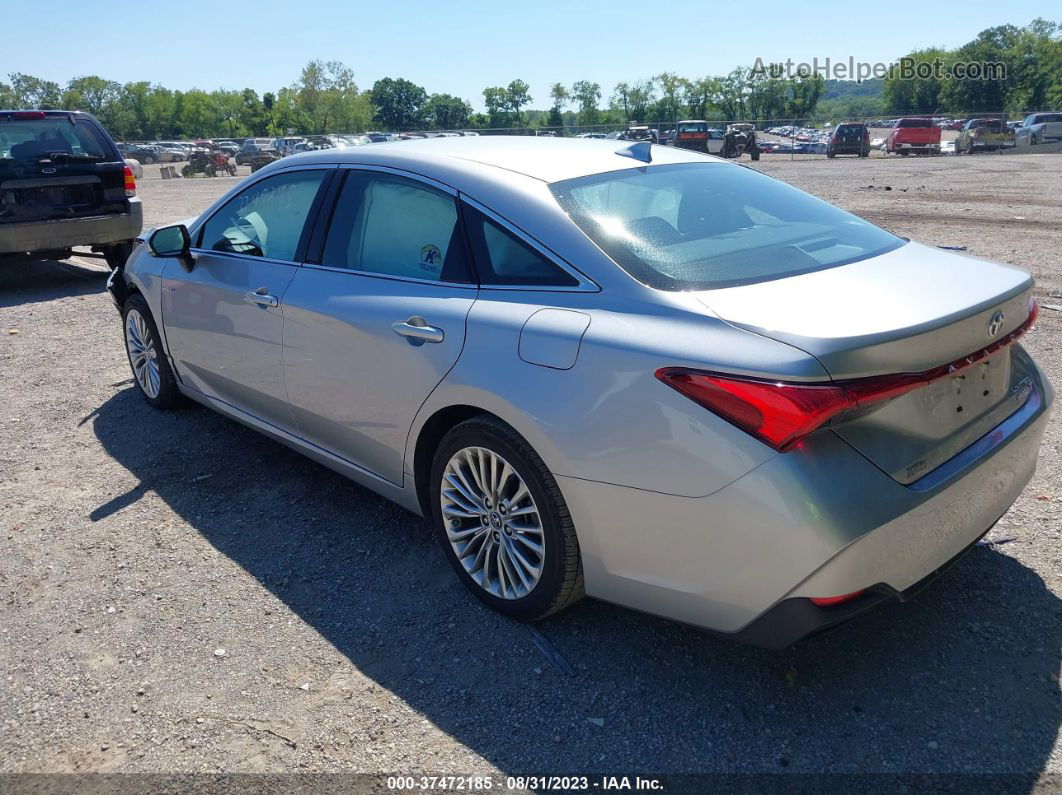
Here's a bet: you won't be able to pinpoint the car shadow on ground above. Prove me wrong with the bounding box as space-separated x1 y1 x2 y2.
90 387 1060 781
0 256 108 308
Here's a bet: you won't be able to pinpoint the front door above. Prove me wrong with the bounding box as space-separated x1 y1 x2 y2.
161 167 330 433
282 169 477 484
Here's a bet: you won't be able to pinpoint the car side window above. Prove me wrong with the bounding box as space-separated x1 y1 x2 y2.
198 169 327 262
464 206 579 288
320 172 473 283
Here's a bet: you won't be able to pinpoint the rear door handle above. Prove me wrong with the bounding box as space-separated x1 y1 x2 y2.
245 287 278 307
392 316 444 344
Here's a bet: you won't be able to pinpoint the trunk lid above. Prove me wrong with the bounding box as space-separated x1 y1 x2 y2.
694 241 1037 483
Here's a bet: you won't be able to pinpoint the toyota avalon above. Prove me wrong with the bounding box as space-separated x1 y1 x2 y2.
107 137 1052 648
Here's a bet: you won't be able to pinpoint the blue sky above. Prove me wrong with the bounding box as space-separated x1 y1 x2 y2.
3 2 1048 108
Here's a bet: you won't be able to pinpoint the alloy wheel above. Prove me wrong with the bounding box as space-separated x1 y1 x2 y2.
440 446 544 599
125 309 161 399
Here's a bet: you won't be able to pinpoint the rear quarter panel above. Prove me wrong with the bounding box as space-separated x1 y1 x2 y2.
407 290 829 498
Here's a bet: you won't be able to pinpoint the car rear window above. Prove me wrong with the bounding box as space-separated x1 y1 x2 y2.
549 162 903 291
0 117 111 161
897 118 931 128
677 123 707 133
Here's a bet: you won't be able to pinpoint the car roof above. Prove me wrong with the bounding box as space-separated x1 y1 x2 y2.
281 135 719 184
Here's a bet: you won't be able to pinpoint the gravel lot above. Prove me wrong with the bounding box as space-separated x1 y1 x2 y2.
1 152 1060 784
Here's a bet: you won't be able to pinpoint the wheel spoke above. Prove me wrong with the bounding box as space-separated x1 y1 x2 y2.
511 532 544 556
440 445 545 600
445 472 482 511
442 503 479 520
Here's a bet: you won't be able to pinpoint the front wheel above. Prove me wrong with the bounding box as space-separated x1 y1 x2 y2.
122 295 182 409
143 156 155 165
430 416 584 621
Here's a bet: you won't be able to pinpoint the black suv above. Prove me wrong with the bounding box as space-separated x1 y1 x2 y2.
0 110 143 267
826 122 870 158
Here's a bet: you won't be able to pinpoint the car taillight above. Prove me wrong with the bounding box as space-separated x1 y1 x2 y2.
13 111 46 120
123 165 136 197
655 370 853 450
656 301 1039 451
810 590 865 607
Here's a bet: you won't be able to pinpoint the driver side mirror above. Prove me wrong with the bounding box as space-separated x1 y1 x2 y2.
148 224 195 272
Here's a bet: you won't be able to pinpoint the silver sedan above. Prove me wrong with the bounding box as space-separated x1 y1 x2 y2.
108 137 1053 648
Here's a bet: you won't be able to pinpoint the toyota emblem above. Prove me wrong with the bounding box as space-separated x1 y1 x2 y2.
988 310 1005 337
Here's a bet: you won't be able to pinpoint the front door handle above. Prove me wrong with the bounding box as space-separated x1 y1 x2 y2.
245 287 278 307
392 316 444 344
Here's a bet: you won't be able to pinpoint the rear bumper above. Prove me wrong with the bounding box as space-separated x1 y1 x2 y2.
557 361 1052 648
892 142 940 151
0 198 143 254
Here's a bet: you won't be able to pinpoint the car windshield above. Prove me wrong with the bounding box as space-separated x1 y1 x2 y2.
0 117 110 161
549 162 904 290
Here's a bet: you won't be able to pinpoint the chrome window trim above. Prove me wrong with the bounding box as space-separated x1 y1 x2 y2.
298 261 479 291
336 163 458 196
460 195 600 294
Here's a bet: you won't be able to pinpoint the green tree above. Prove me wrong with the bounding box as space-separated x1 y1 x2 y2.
506 79 532 127
262 92 276 135
717 68 749 119
652 72 688 124
8 73 62 109
482 86 512 127
683 77 719 119
424 94 472 129
371 77 427 130
571 80 601 125
547 82 568 128
883 47 952 113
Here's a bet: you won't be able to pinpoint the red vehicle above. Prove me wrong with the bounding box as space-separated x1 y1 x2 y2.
887 117 941 156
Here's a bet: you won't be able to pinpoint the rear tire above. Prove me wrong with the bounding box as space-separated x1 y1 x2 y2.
122 294 181 410
430 416 584 621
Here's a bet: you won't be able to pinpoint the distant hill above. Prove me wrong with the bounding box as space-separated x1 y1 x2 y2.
822 78 885 101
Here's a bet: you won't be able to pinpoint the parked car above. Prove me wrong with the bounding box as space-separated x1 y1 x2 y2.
0 109 142 267
1015 112 1062 146
118 142 160 164
826 122 870 158
672 120 725 154
235 138 277 165
956 118 1015 154
108 138 1053 649
886 117 941 155
155 141 189 161
274 136 308 157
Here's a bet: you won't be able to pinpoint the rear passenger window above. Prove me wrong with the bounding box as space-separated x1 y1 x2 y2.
465 206 579 287
321 172 473 283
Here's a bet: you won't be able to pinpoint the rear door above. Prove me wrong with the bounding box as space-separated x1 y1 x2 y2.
281 167 477 484
161 166 333 433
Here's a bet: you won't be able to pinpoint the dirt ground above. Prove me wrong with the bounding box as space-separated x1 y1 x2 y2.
1 152 1059 784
